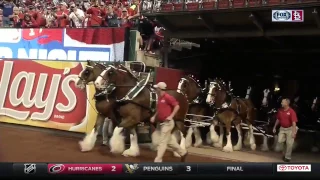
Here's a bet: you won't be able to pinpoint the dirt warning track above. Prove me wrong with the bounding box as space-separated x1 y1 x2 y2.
0 124 235 163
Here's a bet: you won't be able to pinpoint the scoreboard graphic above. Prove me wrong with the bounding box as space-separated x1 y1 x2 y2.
5 163 317 176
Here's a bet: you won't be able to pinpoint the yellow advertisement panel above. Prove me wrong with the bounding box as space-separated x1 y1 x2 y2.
0 59 97 133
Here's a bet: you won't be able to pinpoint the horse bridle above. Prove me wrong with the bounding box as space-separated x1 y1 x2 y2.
78 64 107 85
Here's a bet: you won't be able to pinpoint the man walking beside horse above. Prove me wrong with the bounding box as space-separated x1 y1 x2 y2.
151 82 188 163
273 98 298 162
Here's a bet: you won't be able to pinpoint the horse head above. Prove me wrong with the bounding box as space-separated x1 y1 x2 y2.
206 78 227 105
177 75 201 100
75 60 107 90
94 64 138 92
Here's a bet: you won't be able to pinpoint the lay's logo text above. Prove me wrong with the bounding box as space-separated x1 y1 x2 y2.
0 60 87 124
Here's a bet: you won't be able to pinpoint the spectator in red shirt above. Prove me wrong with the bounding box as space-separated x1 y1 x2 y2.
55 2 69 27
150 82 188 163
86 2 104 27
273 98 298 162
21 13 39 28
35 4 47 27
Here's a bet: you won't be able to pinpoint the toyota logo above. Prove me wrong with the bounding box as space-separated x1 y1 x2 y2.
48 164 65 174
278 165 287 171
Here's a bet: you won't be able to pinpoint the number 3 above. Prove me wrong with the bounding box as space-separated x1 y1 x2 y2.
111 166 116 171
186 166 191 172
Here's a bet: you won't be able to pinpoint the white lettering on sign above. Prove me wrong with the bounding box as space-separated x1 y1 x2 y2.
0 47 110 61
0 61 77 121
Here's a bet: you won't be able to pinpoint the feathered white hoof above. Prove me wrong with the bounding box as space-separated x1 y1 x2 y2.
243 132 250 147
173 152 181 158
233 142 243 151
250 143 257 151
260 144 270 151
194 139 203 148
185 128 193 148
109 127 125 154
79 129 98 152
311 146 319 152
222 144 233 153
206 132 212 145
210 125 219 143
122 147 140 157
213 142 223 148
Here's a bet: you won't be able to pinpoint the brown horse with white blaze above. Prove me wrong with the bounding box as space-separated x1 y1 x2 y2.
94 64 189 159
177 75 211 148
206 78 257 152
75 60 118 152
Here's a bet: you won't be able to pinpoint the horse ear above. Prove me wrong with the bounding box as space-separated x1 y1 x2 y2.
87 60 91 64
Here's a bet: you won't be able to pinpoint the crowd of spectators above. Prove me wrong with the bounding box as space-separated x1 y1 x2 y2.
0 0 164 53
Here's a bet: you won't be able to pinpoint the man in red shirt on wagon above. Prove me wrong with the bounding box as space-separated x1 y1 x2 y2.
273 98 298 162
150 82 188 163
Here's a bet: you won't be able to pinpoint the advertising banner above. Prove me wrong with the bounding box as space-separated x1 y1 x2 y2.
0 59 97 133
0 28 125 61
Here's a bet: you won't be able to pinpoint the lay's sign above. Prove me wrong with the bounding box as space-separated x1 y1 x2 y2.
0 28 125 61
0 59 97 133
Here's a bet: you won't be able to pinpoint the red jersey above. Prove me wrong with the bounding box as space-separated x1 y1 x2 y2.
276 107 298 128
36 11 47 27
87 7 104 26
56 9 69 27
22 18 39 28
157 93 179 122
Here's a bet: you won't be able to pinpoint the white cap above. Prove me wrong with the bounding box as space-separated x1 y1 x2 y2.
153 82 167 90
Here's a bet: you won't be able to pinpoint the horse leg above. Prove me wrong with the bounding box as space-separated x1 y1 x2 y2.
79 114 105 152
233 120 243 151
209 120 219 143
175 121 187 150
185 127 194 148
102 118 111 146
261 135 270 151
122 128 140 157
109 126 126 154
213 124 224 148
248 123 257 150
222 123 233 152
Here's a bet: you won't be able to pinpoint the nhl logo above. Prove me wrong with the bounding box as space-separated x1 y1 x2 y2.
24 164 36 174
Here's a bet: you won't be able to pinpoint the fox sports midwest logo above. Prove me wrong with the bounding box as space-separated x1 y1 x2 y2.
272 10 291 22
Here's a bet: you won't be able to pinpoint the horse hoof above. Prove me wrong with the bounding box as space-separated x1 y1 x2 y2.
194 140 203 148
233 145 242 151
173 152 181 158
222 145 233 153
213 142 222 148
260 145 269 152
250 144 256 151
122 149 140 157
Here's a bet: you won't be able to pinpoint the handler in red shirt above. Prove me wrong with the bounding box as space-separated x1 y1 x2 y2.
150 82 187 163
273 98 298 162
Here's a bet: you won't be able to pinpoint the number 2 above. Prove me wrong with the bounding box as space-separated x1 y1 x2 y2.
111 166 116 171
186 166 191 172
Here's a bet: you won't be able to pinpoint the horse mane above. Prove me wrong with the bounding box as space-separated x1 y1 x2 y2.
186 74 201 88
118 64 139 81
214 78 228 91
95 62 107 69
